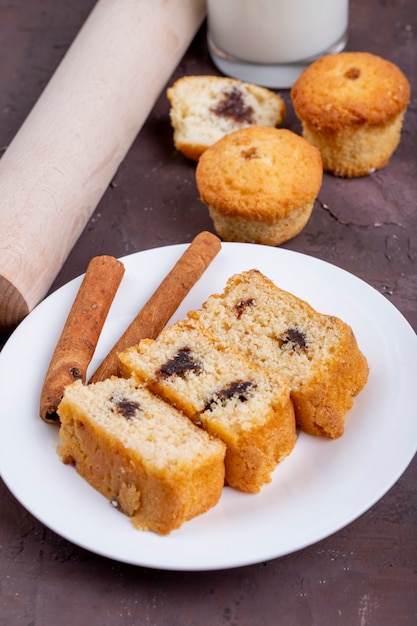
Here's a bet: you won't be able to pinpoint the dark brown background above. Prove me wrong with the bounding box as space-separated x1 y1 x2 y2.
0 1 416 624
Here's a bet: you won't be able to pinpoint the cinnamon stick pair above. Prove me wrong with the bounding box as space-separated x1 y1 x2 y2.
89 231 221 382
39 232 221 422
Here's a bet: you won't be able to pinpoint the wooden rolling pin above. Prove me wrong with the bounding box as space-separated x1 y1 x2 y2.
0 0 206 331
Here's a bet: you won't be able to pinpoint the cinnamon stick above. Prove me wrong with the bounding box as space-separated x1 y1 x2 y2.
40 255 125 423
89 231 221 383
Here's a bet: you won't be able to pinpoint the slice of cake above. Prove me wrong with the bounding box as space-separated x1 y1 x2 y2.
188 270 369 439
119 320 296 493
57 377 226 535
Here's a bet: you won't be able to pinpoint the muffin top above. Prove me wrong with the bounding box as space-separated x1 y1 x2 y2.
291 52 410 131
196 126 322 220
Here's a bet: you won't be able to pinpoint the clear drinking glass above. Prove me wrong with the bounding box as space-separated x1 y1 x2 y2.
207 0 349 88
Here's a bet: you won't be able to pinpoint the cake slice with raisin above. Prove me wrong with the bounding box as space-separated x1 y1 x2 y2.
119 320 296 493
188 270 369 438
57 376 226 535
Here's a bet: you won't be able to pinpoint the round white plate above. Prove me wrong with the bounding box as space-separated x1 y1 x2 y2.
1 243 416 571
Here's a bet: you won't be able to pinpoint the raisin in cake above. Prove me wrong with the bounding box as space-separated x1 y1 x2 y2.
188 270 369 438
166 75 285 161
291 52 410 177
57 376 226 535
119 320 296 493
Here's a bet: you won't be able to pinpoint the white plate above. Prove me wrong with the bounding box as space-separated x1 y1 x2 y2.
1 243 416 571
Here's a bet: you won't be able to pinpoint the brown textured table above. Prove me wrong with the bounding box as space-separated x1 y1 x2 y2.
0 1 416 624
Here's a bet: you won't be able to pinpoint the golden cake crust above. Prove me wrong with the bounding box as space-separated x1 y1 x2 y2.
291 52 410 132
196 126 322 245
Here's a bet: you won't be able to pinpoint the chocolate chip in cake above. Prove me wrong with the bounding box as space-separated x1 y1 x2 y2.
279 327 308 353
115 399 141 420
211 87 255 124
158 347 203 379
203 380 256 412
234 298 255 319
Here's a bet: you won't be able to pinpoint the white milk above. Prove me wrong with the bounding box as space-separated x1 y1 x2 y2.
207 0 349 87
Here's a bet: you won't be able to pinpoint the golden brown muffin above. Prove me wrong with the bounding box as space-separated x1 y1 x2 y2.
57 377 226 535
167 75 285 161
291 52 411 177
189 270 369 439
120 319 296 494
195 126 323 246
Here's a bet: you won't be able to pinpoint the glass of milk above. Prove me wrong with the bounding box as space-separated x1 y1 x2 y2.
206 0 349 88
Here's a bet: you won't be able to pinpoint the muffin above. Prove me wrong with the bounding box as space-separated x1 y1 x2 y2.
195 126 323 246
291 52 411 177
166 75 285 161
